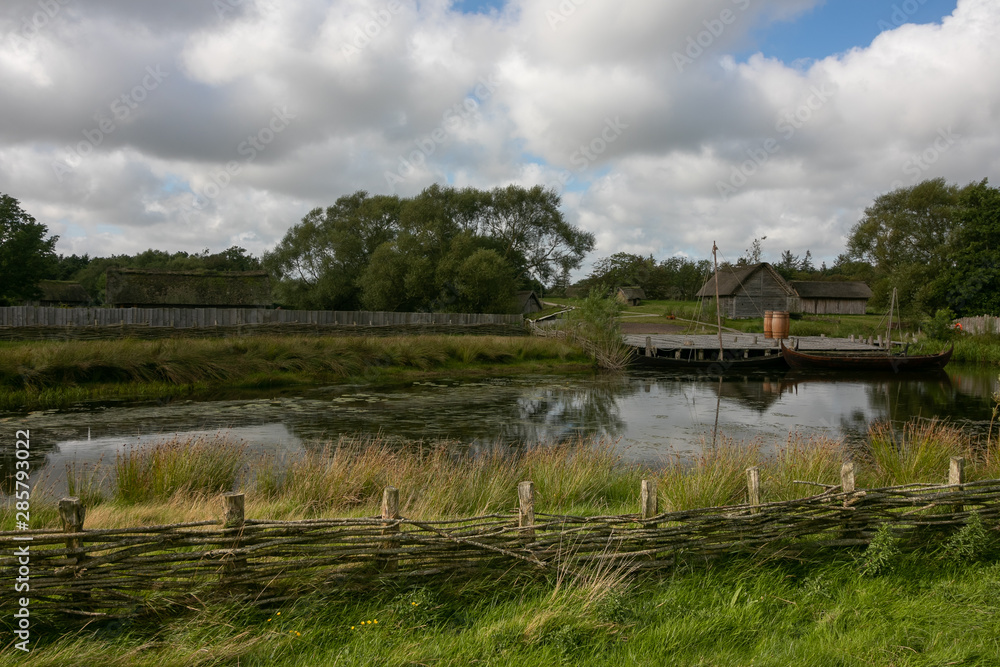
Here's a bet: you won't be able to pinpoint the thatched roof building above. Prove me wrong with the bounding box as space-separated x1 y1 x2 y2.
789 281 872 315
696 263 796 319
696 264 873 318
105 269 272 308
30 280 92 306
515 291 543 314
616 286 646 306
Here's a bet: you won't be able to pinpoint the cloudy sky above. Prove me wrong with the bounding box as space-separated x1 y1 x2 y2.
2 0 996 276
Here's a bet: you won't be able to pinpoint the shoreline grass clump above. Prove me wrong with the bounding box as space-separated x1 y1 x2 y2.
113 435 246 503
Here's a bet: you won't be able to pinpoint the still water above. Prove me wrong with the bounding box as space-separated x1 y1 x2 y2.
3 364 998 495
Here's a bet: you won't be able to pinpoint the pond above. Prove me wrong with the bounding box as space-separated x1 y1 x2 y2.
2 363 998 496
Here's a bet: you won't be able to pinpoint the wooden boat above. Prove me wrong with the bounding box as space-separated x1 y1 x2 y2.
630 242 788 373
779 341 953 372
631 349 788 371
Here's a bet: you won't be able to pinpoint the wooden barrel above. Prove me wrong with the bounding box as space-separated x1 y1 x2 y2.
763 310 774 339
772 311 790 339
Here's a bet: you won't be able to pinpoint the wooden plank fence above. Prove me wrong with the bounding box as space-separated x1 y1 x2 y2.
0 307 525 340
957 315 1000 335
2 457 996 618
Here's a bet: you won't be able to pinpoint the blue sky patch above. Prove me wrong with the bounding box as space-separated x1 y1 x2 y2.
741 0 958 63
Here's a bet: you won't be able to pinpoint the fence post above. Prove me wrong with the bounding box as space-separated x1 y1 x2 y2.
841 461 855 494
746 467 761 514
640 479 658 526
223 493 246 578
59 497 86 603
518 481 535 541
378 486 400 573
59 497 86 564
645 336 653 357
949 456 965 514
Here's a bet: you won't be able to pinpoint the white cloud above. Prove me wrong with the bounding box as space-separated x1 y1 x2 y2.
0 0 997 276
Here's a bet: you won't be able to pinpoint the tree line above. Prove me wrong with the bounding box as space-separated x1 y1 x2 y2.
2 177 998 316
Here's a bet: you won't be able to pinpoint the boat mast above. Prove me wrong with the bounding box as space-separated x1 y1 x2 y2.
713 242 723 359
887 287 896 351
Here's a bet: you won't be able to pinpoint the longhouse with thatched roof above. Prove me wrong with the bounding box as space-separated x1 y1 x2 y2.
695 263 796 319
105 269 272 308
789 281 872 315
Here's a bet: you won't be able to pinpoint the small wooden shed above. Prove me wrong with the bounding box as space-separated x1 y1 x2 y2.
105 269 272 308
789 281 872 315
616 286 646 307
696 263 796 319
515 290 543 314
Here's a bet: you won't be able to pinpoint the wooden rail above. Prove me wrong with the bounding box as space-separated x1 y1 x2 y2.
1 458 994 618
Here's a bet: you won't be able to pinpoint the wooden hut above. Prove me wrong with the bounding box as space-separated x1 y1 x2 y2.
696 263 796 319
28 280 92 307
105 269 272 308
789 281 872 315
616 286 646 307
515 290 543 314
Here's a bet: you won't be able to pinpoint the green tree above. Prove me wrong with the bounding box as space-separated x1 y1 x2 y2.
451 248 518 313
0 194 58 305
464 184 595 285
585 253 656 290
264 192 401 309
846 178 961 313
931 179 1000 315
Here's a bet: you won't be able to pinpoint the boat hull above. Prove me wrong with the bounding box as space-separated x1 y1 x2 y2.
632 350 788 371
779 343 953 372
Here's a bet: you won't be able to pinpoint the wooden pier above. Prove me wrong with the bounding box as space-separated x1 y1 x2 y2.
623 333 884 358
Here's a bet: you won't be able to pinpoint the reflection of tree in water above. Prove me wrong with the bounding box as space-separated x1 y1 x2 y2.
709 374 788 414
0 431 60 496
862 372 993 434
504 375 631 445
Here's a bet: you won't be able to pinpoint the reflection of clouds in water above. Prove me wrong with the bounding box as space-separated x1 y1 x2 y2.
39 424 305 497
5 367 996 493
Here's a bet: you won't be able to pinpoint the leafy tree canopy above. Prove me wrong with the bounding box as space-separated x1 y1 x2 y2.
0 194 58 305
267 184 590 312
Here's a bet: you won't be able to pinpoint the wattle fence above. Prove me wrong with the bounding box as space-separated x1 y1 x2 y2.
0 307 525 340
2 458 996 619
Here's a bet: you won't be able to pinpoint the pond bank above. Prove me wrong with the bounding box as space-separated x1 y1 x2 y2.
0 335 592 411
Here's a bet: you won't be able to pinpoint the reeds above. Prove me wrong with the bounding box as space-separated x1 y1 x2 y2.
113 435 246 502
12 419 999 531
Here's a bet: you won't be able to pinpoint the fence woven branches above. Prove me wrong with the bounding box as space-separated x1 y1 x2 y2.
3 460 997 619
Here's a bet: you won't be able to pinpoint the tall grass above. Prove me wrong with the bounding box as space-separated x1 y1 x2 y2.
0 335 588 409
863 419 969 487
258 436 640 519
10 419 1000 532
113 435 246 502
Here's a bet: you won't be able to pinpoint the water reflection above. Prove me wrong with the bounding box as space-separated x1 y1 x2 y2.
2 364 998 496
